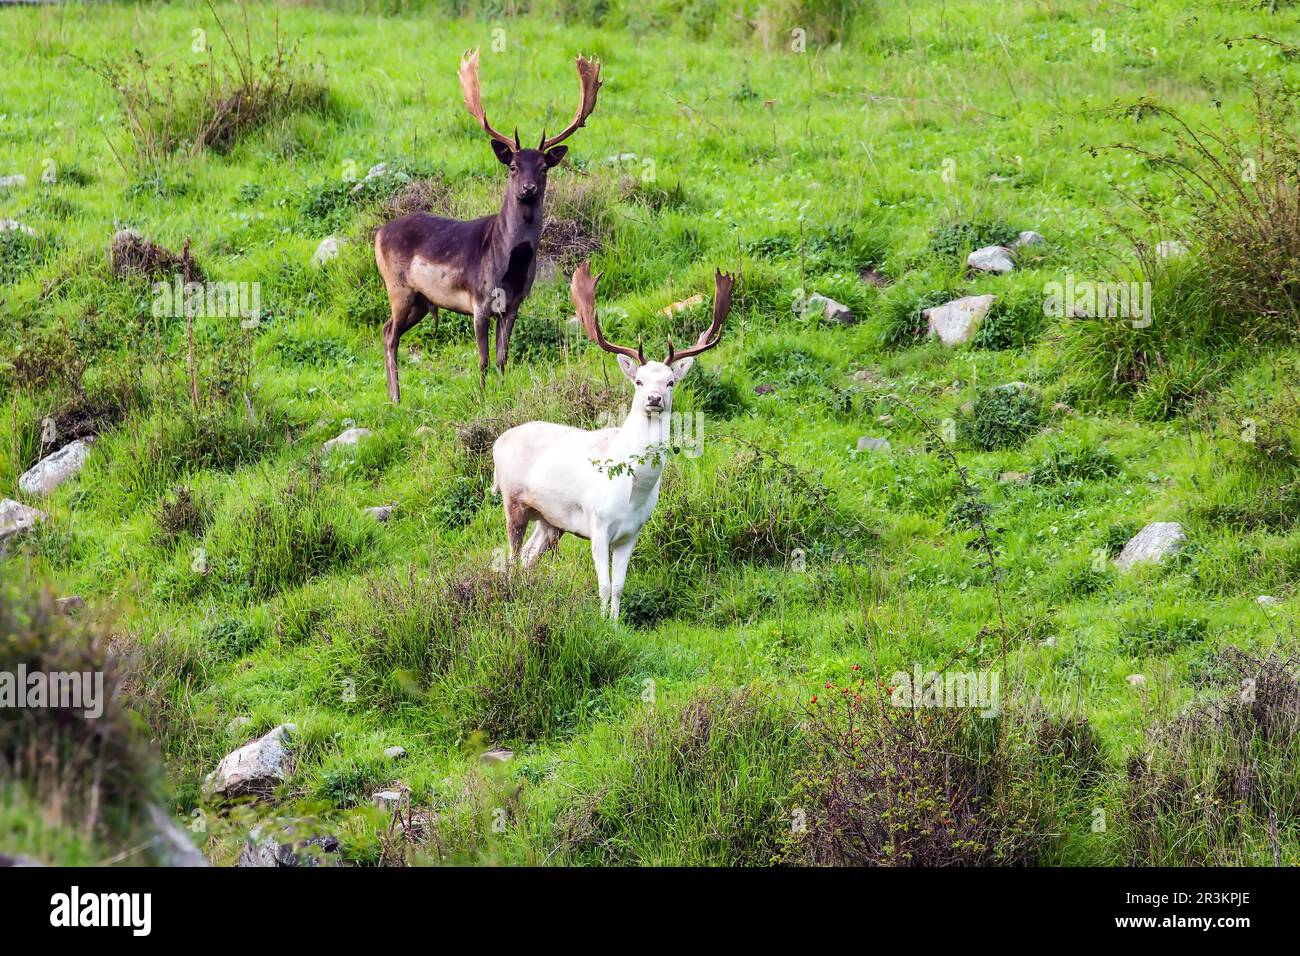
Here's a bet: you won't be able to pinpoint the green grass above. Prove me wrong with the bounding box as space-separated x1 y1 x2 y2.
3 0 1300 867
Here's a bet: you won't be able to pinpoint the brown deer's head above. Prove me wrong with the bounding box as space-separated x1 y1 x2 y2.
459 50 602 205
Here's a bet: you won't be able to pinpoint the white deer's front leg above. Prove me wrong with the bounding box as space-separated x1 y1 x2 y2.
591 530 612 616
609 535 637 622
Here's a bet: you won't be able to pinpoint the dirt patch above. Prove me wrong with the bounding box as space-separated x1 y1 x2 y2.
859 266 892 288
376 177 455 225
538 217 601 276
109 230 198 280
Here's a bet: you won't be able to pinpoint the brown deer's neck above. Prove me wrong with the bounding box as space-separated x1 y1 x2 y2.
495 187 544 247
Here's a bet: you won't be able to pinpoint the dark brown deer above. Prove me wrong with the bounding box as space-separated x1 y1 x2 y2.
374 50 603 402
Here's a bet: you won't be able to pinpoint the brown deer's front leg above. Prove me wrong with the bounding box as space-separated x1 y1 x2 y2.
473 301 493 391
494 306 520 374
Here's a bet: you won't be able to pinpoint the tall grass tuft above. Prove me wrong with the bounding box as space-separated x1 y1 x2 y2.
327 564 638 743
1119 648 1300 865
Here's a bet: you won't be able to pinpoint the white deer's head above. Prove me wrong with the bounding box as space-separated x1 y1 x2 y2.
571 262 735 419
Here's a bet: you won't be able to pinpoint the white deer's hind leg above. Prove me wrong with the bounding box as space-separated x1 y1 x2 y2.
591 531 612 616
609 536 637 622
521 520 563 570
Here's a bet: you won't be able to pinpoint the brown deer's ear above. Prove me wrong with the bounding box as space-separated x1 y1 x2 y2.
491 140 514 165
543 145 569 168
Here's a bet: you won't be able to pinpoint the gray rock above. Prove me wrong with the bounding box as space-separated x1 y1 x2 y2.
56 595 85 615
146 804 209 867
18 439 92 496
856 437 891 453
384 746 407 761
1256 595 1281 608
1012 230 1044 248
0 219 35 236
365 505 395 523
0 498 45 546
967 245 1015 274
995 381 1031 393
312 235 345 266
225 715 253 734
1114 522 1187 571
924 294 997 346
203 723 296 801
754 384 775 396
999 471 1029 484
807 293 855 325
1127 674 1148 689
323 427 371 451
237 823 340 867
479 747 513 765
372 789 404 811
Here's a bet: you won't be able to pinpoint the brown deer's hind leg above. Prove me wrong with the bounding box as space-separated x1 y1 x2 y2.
383 293 429 404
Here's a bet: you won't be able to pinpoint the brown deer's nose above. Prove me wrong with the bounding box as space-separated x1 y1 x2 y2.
519 183 538 197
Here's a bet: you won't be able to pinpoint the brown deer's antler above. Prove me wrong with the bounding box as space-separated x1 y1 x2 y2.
540 55 603 150
572 262 644 365
665 269 735 365
459 49 517 148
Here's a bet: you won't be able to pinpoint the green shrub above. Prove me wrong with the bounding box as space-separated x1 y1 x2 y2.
1117 611 1208 657
1030 443 1120 485
642 447 860 570
960 387 1043 451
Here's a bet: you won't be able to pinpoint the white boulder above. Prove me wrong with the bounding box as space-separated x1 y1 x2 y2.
312 236 345 266
924 294 997 346
203 723 296 800
323 427 371 451
1114 522 1187 571
968 245 1015 274
806 293 855 325
18 439 92 496
0 498 45 546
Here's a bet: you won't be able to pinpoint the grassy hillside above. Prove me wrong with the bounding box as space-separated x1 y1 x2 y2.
2 0 1300 866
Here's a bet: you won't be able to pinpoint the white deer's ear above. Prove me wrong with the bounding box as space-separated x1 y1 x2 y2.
616 354 639 381
670 357 695 381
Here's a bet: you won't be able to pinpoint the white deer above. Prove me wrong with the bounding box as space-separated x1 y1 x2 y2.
491 261 734 620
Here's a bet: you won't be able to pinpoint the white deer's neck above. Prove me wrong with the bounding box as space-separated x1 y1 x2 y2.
611 406 671 486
